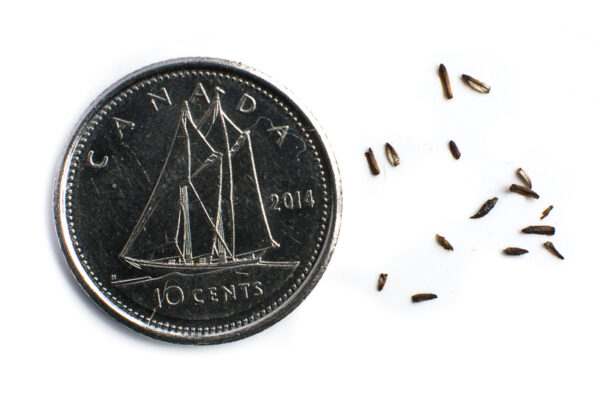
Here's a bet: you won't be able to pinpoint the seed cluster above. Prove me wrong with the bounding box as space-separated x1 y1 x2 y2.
373 64 565 303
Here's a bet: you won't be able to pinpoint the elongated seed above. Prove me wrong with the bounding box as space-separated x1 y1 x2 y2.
449 140 461 160
377 273 388 291
516 168 532 189
365 148 380 175
412 293 438 303
503 247 529 256
470 197 498 219
384 143 400 167
510 184 539 199
438 64 453 99
522 225 555 235
461 74 491 94
541 205 554 220
435 234 453 251
543 241 564 260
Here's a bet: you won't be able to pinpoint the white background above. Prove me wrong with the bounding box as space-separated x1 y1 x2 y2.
2 1 600 399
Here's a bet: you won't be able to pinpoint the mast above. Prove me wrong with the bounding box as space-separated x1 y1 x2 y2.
216 96 236 260
179 185 192 263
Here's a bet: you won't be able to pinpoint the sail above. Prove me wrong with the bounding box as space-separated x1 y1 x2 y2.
120 93 277 268
191 99 235 259
120 108 217 263
225 114 278 255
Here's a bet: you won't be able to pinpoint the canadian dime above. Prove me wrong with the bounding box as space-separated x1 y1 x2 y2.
54 58 341 344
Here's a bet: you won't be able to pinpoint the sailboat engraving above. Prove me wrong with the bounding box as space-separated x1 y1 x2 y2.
119 91 298 276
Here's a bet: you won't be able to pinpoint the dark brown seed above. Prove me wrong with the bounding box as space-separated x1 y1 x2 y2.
412 293 438 303
516 168 532 189
522 225 555 235
461 74 491 94
377 273 388 291
435 234 453 251
384 143 400 167
438 64 453 99
543 241 564 260
470 197 498 219
541 205 554 220
365 148 380 175
503 247 529 256
448 140 461 160
509 184 539 199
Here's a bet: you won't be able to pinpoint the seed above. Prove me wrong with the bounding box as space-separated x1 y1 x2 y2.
461 74 491 94
438 64 453 99
521 225 555 235
412 293 438 303
365 148 380 175
541 205 554 220
384 143 400 167
503 247 529 256
470 197 498 219
516 168 532 189
509 184 539 199
448 140 461 160
435 234 453 251
377 273 388 291
543 241 564 260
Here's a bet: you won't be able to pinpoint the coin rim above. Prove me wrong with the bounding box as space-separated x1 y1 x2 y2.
53 57 342 344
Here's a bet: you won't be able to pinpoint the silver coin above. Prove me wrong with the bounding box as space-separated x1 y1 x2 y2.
54 58 341 344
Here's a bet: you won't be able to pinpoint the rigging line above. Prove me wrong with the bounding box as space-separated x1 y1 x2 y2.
174 209 184 260
184 101 217 152
120 111 185 258
174 243 184 261
245 133 279 247
187 183 234 259
244 115 271 131
235 246 275 258
222 111 246 134
222 111 248 155
181 109 192 179
182 107 216 155
243 116 307 160
190 153 221 180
